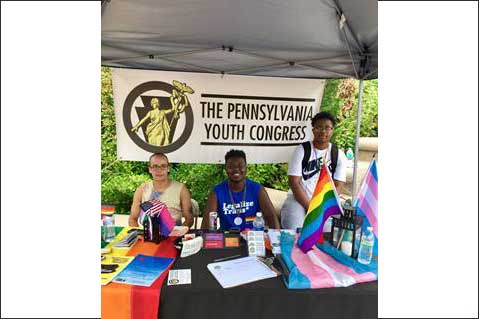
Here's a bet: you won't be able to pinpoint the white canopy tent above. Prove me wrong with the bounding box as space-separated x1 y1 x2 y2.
101 0 378 199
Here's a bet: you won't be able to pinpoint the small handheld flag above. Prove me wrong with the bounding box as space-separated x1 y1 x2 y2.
354 159 378 256
138 199 176 240
298 161 343 253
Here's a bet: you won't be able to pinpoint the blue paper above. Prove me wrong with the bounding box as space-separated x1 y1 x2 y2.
112 254 175 287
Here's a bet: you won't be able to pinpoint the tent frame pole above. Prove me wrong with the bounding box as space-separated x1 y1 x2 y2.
103 47 221 64
294 63 353 78
351 79 364 202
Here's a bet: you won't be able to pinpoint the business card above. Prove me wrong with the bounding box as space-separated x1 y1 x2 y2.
167 269 191 285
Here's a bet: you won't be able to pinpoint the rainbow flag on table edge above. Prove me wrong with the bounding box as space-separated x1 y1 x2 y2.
298 161 343 253
354 159 378 256
101 238 178 319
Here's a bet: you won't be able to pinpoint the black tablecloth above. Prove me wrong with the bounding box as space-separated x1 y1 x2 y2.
159 238 377 319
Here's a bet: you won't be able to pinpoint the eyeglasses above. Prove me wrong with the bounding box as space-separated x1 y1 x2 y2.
149 164 168 170
313 126 333 132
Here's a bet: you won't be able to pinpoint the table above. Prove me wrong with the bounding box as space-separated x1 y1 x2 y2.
101 230 178 319
159 236 378 319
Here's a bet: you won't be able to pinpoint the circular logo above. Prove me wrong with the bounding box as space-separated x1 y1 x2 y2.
123 81 194 153
234 217 243 226
168 279 179 285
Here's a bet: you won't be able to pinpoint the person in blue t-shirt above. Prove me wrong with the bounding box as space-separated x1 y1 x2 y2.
201 149 279 231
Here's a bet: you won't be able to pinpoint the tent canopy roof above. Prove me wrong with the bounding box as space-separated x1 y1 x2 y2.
102 0 377 80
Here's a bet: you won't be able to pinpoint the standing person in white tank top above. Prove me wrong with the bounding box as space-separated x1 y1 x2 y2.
128 153 194 227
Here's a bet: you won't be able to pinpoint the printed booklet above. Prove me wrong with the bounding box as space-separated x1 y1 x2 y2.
113 254 175 287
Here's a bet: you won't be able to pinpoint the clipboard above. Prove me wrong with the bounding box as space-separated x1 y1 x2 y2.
207 256 278 288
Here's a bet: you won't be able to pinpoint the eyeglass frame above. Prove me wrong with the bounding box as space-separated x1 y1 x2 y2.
149 164 169 170
312 125 334 132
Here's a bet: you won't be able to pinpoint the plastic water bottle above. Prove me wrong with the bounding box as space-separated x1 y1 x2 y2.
346 148 354 160
354 228 362 257
252 212 265 231
208 211 218 231
357 226 374 264
103 214 116 242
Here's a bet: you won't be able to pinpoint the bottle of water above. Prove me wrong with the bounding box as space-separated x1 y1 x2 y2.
357 226 374 264
354 227 362 257
346 148 354 160
103 214 116 242
252 212 265 231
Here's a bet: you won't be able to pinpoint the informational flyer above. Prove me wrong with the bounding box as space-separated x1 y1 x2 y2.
113 254 175 287
180 236 203 258
167 269 192 285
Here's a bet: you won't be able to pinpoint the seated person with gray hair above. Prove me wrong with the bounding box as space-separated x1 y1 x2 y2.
129 153 194 228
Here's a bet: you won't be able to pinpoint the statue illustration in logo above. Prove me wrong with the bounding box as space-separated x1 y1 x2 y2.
131 81 194 146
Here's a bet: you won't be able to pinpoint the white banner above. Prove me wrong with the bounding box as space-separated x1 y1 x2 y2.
112 68 325 163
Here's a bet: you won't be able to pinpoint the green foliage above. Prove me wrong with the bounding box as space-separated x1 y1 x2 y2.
246 164 289 191
168 163 289 214
319 79 343 117
102 174 151 214
359 80 379 138
321 79 378 152
101 67 377 215
169 163 225 213
101 67 152 213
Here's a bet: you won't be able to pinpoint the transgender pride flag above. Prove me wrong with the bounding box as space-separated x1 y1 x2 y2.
354 159 378 256
280 232 377 289
298 161 343 253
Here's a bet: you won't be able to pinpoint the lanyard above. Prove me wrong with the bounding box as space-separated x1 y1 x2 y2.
227 181 247 215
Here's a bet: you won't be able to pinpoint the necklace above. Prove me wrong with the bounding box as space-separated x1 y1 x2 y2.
227 181 247 215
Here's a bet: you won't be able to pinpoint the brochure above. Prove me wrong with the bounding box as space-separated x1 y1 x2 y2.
101 255 134 285
224 236 240 247
203 233 224 249
113 254 175 287
180 236 203 258
114 230 139 248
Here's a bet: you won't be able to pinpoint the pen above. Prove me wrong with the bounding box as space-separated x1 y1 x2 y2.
213 254 242 262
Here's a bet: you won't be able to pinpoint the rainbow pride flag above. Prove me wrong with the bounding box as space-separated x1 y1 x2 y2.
245 215 256 223
354 159 378 256
101 205 115 219
101 238 178 319
298 161 343 253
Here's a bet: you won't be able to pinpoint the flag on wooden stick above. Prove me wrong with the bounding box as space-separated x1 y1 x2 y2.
298 161 343 253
